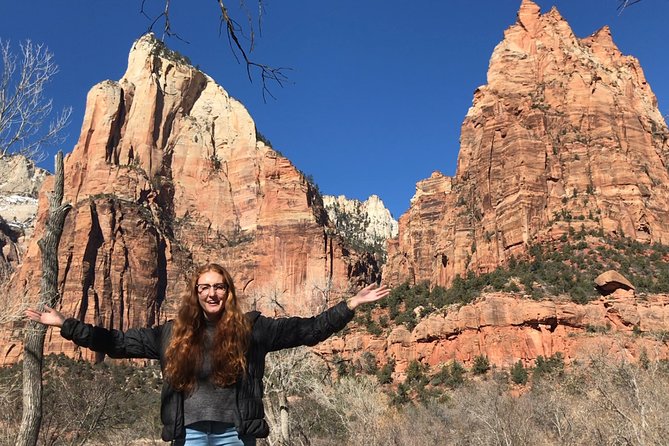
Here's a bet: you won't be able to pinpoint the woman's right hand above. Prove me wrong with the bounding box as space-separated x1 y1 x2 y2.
25 305 66 328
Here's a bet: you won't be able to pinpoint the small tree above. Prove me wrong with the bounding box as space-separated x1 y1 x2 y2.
472 355 491 375
448 361 467 388
432 361 467 388
376 359 395 385
405 360 428 387
534 352 565 379
359 351 378 375
263 347 328 446
510 360 529 385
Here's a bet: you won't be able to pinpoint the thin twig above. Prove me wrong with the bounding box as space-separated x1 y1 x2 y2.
617 0 642 13
140 1 289 101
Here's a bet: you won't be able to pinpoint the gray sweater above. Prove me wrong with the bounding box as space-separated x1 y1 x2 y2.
183 321 237 426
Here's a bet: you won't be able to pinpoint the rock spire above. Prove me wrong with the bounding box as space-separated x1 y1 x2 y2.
385 1 669 287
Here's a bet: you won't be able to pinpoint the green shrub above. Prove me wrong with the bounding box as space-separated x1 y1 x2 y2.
431 361 466 389
390 382 411 406
534 352 565 378
405 360 429 387
510 360 529 385
360 351 378 375
472 355 491 375
377 359 395 384
333 355 351 377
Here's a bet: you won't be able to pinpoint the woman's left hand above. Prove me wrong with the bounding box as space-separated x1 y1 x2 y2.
347 284 391 310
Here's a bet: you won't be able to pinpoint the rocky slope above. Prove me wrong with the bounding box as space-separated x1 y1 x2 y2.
0 35 378 363
384 0 669 288
318 289 669 379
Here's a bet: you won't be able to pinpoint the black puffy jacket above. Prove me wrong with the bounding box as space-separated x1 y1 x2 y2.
59 301 354 443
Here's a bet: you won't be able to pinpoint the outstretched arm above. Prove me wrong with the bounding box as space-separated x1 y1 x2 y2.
25 305 66 328
346 284 390 310
25 305 162 360
256 283 391 352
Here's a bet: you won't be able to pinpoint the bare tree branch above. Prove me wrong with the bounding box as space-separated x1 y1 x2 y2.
215 0 290 101
141 1 290 102
0 40 71 162
141 0 189 44
617 0 643 12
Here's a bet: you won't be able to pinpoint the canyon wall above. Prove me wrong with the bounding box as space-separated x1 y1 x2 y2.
0 35 378 363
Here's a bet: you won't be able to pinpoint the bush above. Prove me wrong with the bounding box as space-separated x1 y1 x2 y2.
405 360 429 387
333 354 352 377
0 354 161 444
376 359 395 385
431 361 467 389
359 352 379 375
533 352 565 379
390 382 411 406
510 360 529 385
472 355 491 375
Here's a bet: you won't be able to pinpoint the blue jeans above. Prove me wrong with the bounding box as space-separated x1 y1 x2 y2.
183 421 256 446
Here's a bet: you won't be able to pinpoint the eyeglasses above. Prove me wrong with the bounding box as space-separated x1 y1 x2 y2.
196 283 229 295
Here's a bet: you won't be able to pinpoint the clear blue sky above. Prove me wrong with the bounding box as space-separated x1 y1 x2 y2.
1 1 667 219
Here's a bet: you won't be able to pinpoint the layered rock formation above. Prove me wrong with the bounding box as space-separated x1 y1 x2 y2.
0 154 48 235
0 154 48 280
385 0 669 287
323 194 398 256
319 290 669 378
0 35 377 363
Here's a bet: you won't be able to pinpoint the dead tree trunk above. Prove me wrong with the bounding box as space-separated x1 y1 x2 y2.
279 390 290 445
16 151 71 446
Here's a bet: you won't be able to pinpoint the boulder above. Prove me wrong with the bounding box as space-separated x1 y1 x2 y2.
595 270 635 294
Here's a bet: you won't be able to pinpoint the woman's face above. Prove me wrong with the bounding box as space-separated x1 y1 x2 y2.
196 270 229 321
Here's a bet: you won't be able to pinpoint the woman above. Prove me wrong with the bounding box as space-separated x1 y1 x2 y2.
25 263 390 445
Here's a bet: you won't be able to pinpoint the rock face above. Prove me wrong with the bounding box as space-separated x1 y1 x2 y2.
0 154 48 234
323 194 398 256
0 35 378 363
0 154 48 281
0 154 49 198
318 291 669 379
385 0 669 287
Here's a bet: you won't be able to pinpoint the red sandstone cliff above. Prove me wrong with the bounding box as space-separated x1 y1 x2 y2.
384 0 669 288
1 35 377 363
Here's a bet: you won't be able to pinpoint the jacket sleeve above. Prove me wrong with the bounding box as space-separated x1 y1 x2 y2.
254 301 355 352
59 318 163 360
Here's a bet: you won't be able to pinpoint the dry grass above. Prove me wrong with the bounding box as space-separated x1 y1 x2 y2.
290 355 669 446
2 352 669 445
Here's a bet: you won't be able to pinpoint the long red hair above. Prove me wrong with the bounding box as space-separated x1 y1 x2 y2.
164 263 251 393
